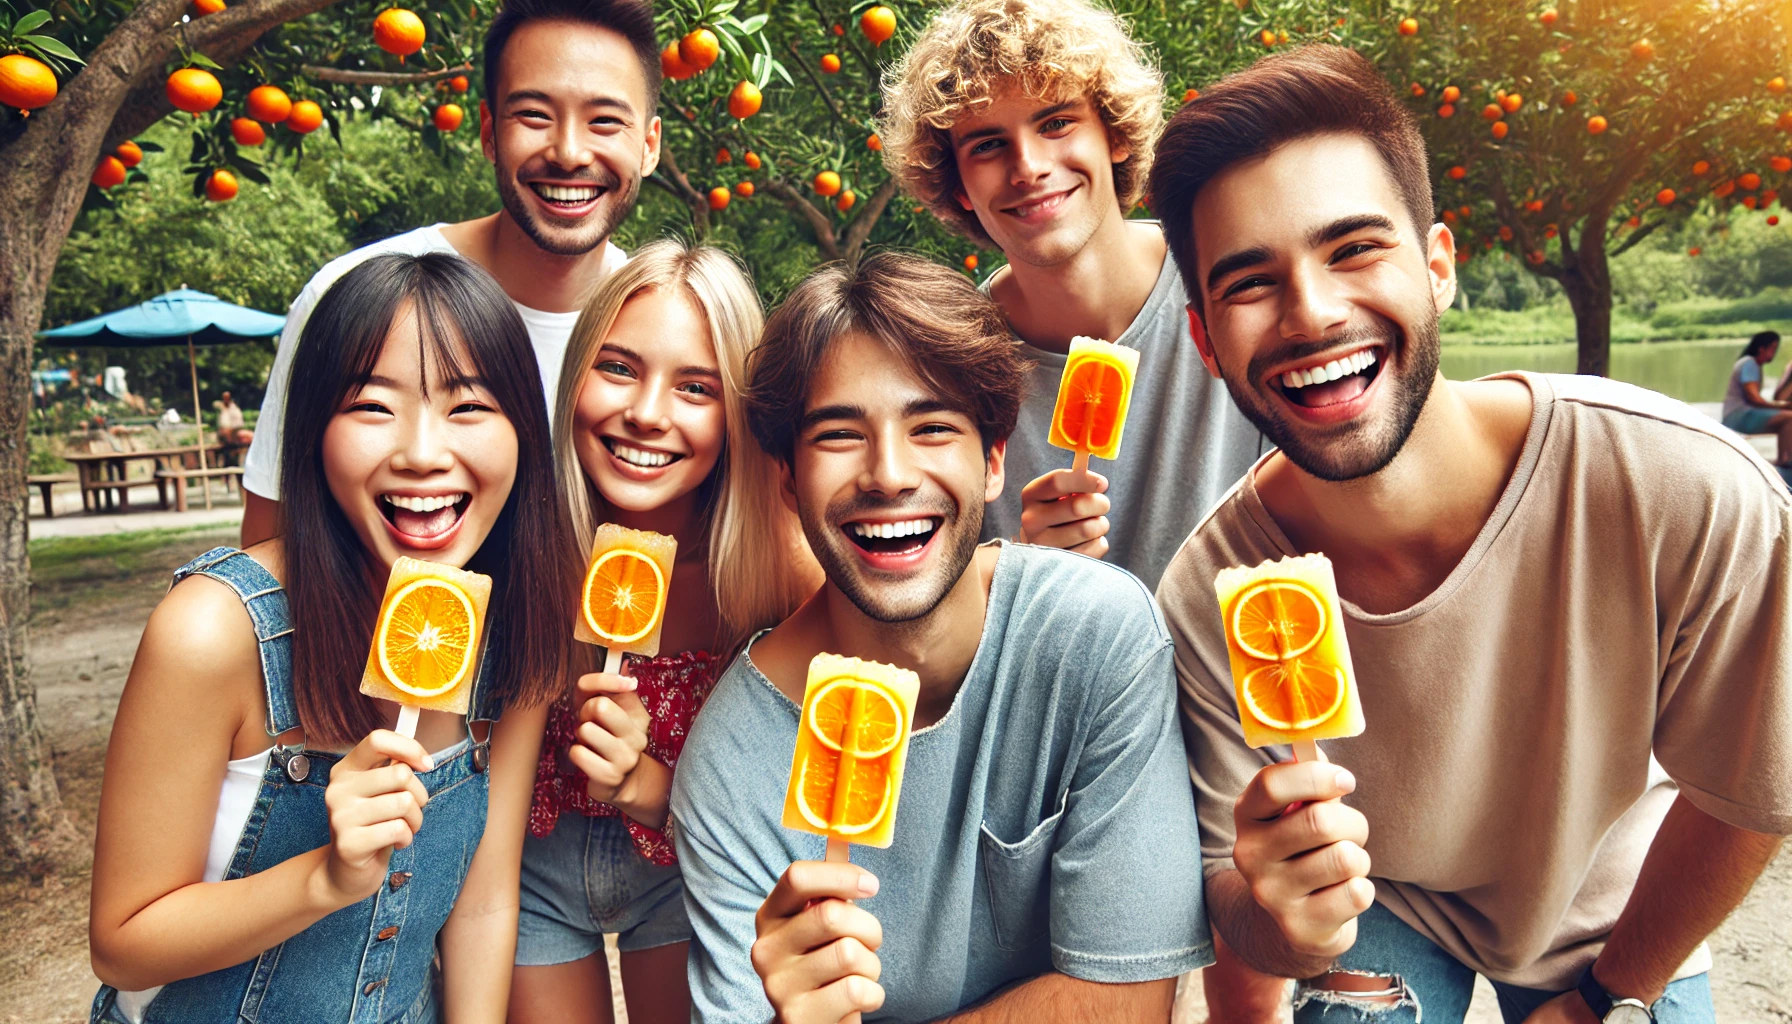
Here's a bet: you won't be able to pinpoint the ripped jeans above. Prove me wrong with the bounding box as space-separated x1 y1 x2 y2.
1293 904 1714 1024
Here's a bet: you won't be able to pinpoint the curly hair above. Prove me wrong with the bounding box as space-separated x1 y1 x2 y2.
879 0 1164 246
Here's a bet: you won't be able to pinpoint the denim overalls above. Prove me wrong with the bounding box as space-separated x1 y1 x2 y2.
92 547 498 1024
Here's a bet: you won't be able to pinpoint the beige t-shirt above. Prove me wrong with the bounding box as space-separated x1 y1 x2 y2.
1159 372 1792 989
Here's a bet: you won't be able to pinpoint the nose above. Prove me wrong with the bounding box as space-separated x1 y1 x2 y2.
1279 259 1353 343
859 429 924 498
1008 132 1051 189
546 114 595 172
390 406 457 476
623 382 672 434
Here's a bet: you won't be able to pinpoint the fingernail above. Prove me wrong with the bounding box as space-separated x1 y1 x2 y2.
858 872 880 897
1335 768 1356 793
423 755 435 771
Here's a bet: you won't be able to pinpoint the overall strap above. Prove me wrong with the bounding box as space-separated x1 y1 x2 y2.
172 547 300 736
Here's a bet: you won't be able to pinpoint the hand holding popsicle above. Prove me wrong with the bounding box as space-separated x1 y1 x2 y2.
569 669 672 827
1016 468 1111 557
752 861 886 1024
1048 336 1140 492
319 729 434 904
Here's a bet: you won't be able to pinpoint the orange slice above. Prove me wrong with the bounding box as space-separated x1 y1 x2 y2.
376 577 477 698
1240 660 1347 732
1058 358 1126 451
804 678 906 759
1229 579 1327 662
581 548 666 645
795 748 893 835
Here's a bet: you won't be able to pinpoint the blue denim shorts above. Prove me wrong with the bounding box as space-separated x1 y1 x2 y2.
1723 405 1780 435
515 814 691 965
1292 903 1713 1024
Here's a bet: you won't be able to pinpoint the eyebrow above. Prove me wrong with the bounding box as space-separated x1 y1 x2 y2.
503 89 636 117
953 101 1079 146
1205 214 1404 294
798 397 968 433
600 343 722 380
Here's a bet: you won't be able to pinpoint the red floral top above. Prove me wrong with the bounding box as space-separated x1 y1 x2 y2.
527 649 723 865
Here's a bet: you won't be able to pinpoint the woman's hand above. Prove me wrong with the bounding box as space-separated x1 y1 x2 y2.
318 730 434 906
568 671 673 828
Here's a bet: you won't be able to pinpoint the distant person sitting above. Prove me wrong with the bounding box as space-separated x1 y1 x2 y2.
215 391 252 446
1720 330 1791 465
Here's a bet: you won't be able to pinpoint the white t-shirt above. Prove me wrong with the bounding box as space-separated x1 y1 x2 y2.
242 224 625 499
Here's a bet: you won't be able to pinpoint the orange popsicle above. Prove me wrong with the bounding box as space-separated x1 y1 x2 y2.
577 524 677 672
782 654 919 858
1048 336 1141 478
1213 554 1363 758
361 556 492 737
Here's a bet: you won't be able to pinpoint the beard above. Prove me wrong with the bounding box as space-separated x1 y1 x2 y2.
494 159 638 257
1220 312 1440 482
798 488 983 625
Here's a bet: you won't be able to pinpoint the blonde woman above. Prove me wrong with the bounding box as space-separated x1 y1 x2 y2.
508 240 817 1024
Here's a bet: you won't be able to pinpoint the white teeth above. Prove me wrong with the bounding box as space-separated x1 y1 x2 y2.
1281 349 1379 389
850 518 936 539
535 184 599 201
612 442 676 468
384 493 465 512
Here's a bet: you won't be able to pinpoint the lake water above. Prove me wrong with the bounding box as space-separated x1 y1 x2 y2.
1441 339 1787 403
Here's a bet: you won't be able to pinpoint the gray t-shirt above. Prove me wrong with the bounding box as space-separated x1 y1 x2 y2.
1721 355 1765 422
671 542 1212 1023
981 241 1266 589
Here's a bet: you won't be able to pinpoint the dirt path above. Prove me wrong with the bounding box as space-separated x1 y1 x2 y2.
2 528 1787 1024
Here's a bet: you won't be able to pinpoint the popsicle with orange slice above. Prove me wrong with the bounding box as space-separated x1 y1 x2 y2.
782 653 919 863
1213 554 1363 762
1048 336 1141 488
361 557 492 738
576 524 677 674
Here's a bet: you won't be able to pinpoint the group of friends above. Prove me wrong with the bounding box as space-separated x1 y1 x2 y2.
85 0 1792 1022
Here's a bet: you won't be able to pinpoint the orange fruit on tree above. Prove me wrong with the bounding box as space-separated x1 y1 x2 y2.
1688 246 1701 256
861 6 896 45
1447 165 1466 180
734 180 754 197
743 150 761 169
1501 93 1522 113
1770 215 1781 226
1482 103 1503 121
1260 29 1277 47
1561 90 1578 106
1278 30 1288 43
1780 111 1792 132
867 133 882 151
708 186 730 210
1441 85 1460 103
1410 82 1425 97
91 156 126 190
1491 121 1509 140
1459 205 1471 216
581 549 666 645
679 28 720 71
1184 88 1200 102
115 140 143 167
1443 209 1457 223
1771 156 1792 173
376 577 476 698
449 75 468 93
374 8 426 60
832 23 845 36
1656 188 1676 206
728 80 762 119
1398 17 1419 36
1693 160 1710 176
1625 215 1640 228
231 117 266 145
1525 199 1544 212
964 253 979 271
166 68 222 114
821 53 841 74
1630 39 1654 61
717 146 731 164
660 43 695 81
1437 103 1455 118
1587 115 1607 134
205 168 239 202
837 189 856 211
433 104 463 131
1526 250 1544 265
1499 225 1514 241
193 0 225 14
1545 224 1558 238
1768 77 1787 95
1539 8 1558 26
1741 172 1762 191
1744 195 1759 209
286 100 324 133
813 170 842 196
0 54 57 113
246 85 292 123
1714 180 1736 198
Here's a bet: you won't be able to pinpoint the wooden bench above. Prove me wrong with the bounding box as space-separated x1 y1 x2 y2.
155 465 244 512
26 473 78 517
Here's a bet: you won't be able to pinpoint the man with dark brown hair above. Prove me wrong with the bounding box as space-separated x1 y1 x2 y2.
1151 44 1791 1024
669 252 1212 1024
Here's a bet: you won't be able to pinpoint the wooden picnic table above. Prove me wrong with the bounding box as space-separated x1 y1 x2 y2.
62 445 225 513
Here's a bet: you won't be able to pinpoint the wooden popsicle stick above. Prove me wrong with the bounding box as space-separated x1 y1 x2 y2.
1068 449 1097 493
395 703 420 739
826 838 851 863
1292 739 1320 763
602 646 622 675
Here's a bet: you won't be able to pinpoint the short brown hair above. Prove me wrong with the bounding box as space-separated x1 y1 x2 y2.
879 0 1163 246
746 252 1026 464
1149 45 1433 312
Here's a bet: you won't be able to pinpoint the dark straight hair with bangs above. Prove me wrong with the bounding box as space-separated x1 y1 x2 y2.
278 252 575 747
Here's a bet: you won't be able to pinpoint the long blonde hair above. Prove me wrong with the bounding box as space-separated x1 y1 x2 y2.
555 239 816 652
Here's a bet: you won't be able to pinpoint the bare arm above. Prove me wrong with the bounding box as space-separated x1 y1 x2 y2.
241 491 281 548
1204 869 1337 980
438 700 549 1023
937 974 1174 1024
1588 795 1783 1002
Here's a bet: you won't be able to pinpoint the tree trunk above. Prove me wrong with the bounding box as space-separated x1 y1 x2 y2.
1560 237 1614 378
0 0 343 875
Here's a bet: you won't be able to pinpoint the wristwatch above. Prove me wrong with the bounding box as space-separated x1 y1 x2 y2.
1576 964 1655 1024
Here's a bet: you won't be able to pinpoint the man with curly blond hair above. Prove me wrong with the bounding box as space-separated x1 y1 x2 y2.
880 0 1264 593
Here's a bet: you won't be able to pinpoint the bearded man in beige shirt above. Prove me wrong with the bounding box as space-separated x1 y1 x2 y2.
1147 45 1792 1024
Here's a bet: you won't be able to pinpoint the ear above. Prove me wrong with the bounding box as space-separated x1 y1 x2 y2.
640 115 663 179
1108 126 1131 167
479 100 497 165
1426 222 1459 315
1186 304 1223 380
955 187 974 213
777 457 800 516
983 438 1007 504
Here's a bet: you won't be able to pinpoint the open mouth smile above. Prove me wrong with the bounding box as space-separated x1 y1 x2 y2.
528 182 605 215
843 516 943 570
1271 345 1385 418
1003 186 1076 222
379 491 471 549
602 437 685 478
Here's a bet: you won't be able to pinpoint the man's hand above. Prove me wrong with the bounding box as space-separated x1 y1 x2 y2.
1232 761 1374 960
752 861 885 1024
1521 991 1600 1024
1016 469 1110 557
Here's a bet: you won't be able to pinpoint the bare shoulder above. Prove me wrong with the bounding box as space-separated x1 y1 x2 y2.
1457 377 1535 446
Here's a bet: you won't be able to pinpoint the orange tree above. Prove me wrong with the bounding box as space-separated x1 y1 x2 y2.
0 0 487 874
1368 0 1792 375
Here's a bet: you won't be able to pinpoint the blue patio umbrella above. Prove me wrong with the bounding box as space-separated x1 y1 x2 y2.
37 288 284 507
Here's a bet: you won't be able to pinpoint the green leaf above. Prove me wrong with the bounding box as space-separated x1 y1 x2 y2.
138 140 166 153
769 58 792 89
13 10 52 35
188 52 223 70
229 158 271 184
734 13 768 35
191 171 208 199
23 34 83 63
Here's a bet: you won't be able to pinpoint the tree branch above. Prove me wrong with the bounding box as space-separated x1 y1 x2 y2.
300 62 471 86
653 144 710 236
784 40 854 129
763 178 841 261
841 177 897 264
